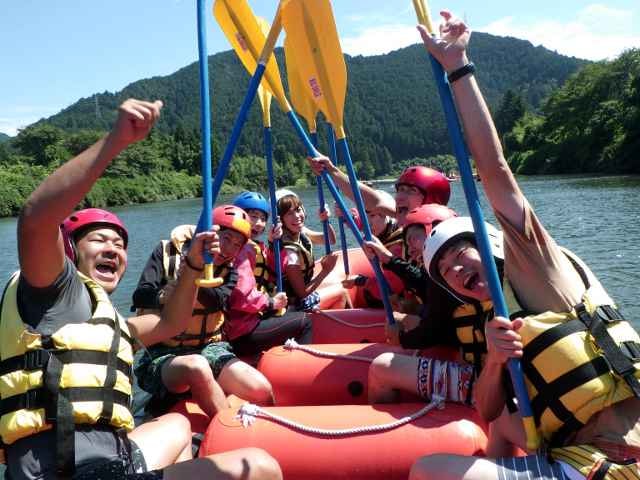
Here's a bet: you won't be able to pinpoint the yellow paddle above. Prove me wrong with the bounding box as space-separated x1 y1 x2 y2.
281 0 395 324
412 0 540 450
284 34 332 254
213 0 366 278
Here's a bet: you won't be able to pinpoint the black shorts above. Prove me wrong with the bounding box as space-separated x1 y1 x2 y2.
72 439 163 480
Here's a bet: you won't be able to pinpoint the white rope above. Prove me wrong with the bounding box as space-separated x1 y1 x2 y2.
284 338 374 362
236 397 444 436
316 310 386 329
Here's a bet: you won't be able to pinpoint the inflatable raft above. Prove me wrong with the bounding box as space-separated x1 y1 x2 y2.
199 402 487 480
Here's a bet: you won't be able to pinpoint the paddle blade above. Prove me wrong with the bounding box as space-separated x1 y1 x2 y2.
282 0 347 136
213 0 287 108
284 34 318 133
256 17 274 127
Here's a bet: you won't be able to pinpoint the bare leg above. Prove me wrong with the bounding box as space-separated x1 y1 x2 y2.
163 448 283 480
129 413 193 469
485 406 526 457
217 358 275 405
410 454 500 480
161 354 229 417
368 352 420 403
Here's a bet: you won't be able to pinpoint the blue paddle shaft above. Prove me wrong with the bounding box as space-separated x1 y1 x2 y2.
284 111 394 323
196 0 213 263
310 132 331 255
335 138 395 324
327 124 350 275
264 126 283 293
196 62 267 231
426 52 534 422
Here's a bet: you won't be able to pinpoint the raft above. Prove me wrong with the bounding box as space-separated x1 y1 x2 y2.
258 343 460 406
199 402 488 480
315 247 405 309
310 308 386 343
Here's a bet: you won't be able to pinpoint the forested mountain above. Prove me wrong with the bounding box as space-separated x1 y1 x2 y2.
505 49 640 174
0 133 10 143
43 33 586 169
1 33 591 217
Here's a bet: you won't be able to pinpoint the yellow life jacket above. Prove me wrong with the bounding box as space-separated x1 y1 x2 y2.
550 444 640 480
161 262 230 348
139 225 226 348
517 249 640 446
0 271 135 465
379 221 403 252
249 240 275 295
283 233 315 291
453 300 493 372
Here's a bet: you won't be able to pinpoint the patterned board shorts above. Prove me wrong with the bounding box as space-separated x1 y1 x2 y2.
134 341 237 415
496 455 569 480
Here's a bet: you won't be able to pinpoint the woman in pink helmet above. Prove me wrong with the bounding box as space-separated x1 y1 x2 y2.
4 98 281 480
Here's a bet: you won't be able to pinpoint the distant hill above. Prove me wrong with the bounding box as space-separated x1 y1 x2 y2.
0 133 10 144
42 32 588 166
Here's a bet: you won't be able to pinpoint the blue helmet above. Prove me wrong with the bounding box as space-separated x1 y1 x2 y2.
232 191 270 218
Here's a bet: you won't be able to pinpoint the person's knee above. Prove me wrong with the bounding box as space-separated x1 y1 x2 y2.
161 412 192 452
246 448 282 480
222 362 274 404
409 454 448 480
369 352 395 383
181 354 215 387
248 372 274 404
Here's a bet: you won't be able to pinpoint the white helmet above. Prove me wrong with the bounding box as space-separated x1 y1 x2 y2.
423 216 503 299
275 188 299 202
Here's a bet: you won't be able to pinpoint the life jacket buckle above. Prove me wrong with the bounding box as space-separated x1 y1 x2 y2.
595 305 624 324
23 389 42 410
23 349 49 371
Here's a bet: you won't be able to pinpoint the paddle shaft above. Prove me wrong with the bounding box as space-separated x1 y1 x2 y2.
196 0 213 254
264 125 283 293
310 132 332 255
335 137 395 324
327 124 350 275
425 50 539 450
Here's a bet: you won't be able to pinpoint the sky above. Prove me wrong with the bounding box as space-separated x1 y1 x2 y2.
1 1 639 136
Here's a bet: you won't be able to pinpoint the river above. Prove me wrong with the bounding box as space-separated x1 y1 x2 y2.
1 175 639 324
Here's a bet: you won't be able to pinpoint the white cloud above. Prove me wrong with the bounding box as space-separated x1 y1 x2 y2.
341 23 419 56
479 4 639 60
0 106 58 136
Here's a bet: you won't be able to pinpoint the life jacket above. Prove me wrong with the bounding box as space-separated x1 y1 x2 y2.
0 271 135 473
453 300 494 374
379 221 404 257
249 240 276 295
282 232 315 296
516 249 640 446
139 225 227 348
161 262 230 348
550 444 640 480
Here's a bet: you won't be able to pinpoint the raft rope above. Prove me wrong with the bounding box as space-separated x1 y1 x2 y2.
236 396 444 436
284 338 413 362
314 310 386 329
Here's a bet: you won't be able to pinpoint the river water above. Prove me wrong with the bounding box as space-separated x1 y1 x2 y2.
1 175 639 324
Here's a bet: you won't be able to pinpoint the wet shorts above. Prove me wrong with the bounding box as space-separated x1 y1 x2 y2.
496 455 570 480
73 439 163 480
134 342 236 414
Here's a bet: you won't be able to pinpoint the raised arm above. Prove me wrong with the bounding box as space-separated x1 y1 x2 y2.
307 155 396 217
417 12 525 231
18 99 163 288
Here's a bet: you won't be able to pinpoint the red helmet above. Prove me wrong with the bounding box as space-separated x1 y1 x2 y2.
61 208 128 263
404 204 458 231
395 166 450 205
213 205 252 240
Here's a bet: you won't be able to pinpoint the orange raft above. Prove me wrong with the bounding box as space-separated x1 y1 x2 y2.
310 308 386 344
199 402 487 480
258 343 460 406
316 247 405 309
